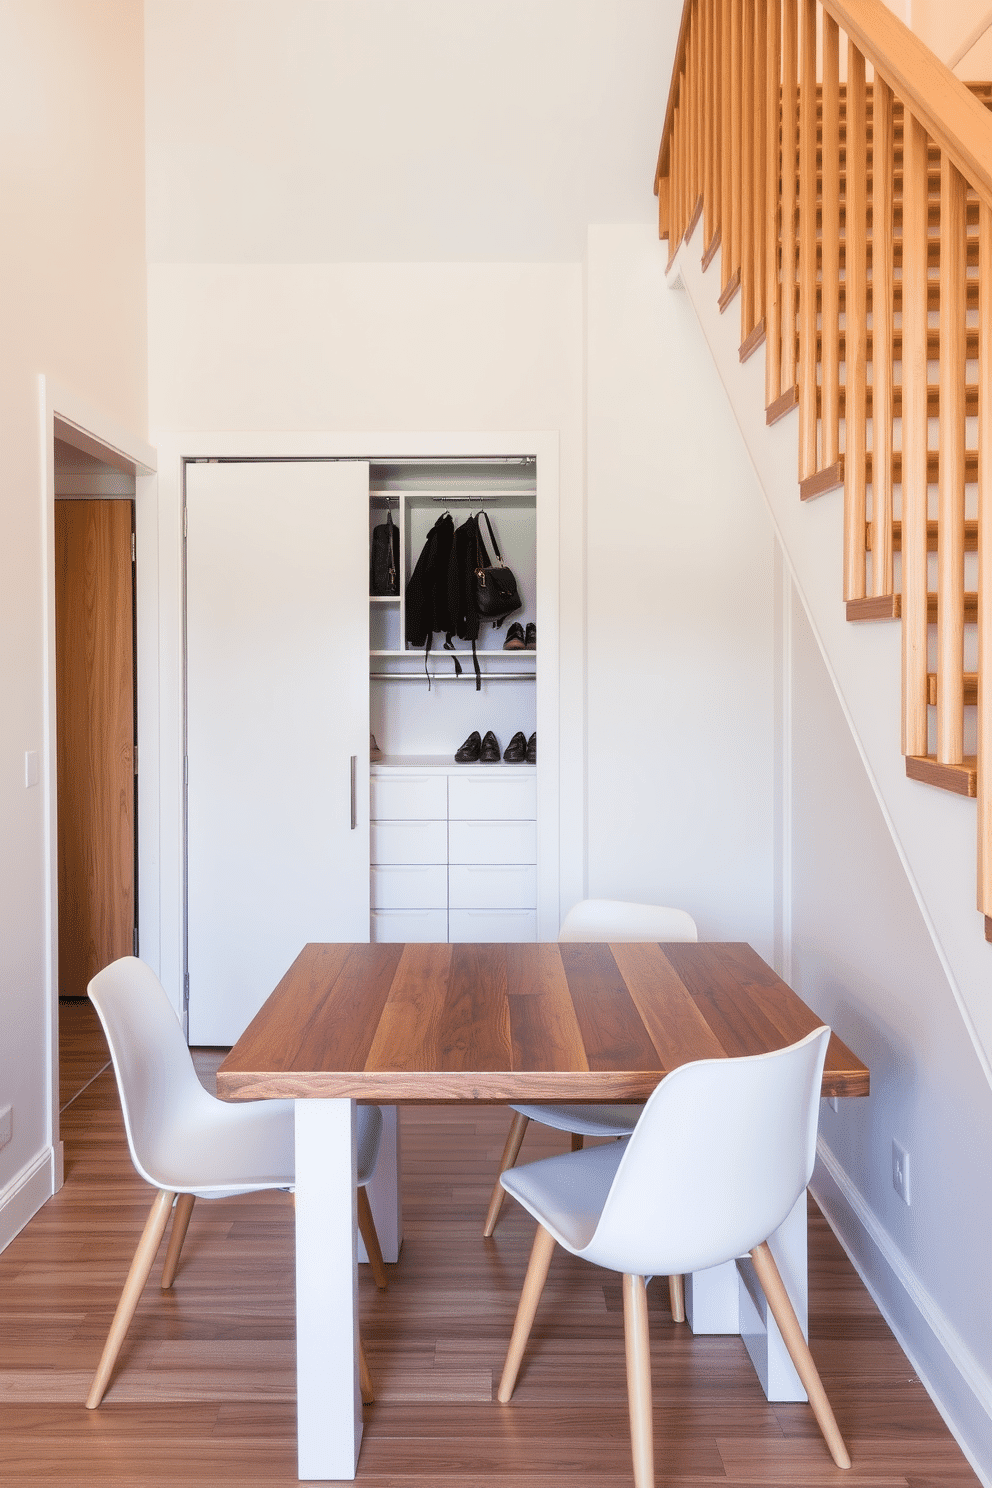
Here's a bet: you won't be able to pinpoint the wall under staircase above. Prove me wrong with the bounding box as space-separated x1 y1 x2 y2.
667 214 992 1485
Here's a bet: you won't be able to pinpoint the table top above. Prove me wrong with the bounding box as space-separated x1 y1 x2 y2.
216 941 869 1104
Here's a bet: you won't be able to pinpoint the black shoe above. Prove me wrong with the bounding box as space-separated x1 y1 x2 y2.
455 730 481 763
480 730 501 763
524 622 536 649
503 730 527 763
503 622 526 650
526 731 537 764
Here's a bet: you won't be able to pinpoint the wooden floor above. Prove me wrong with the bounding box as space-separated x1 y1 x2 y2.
0 1000 979 1487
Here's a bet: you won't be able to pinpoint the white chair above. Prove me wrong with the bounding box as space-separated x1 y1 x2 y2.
496 1025 850 1486
85 956 386 1409
482 900 698 1253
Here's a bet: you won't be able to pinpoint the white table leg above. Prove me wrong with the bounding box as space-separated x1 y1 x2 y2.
683 1190 808 1402
357 1105 402 1266
295 1098 362 1480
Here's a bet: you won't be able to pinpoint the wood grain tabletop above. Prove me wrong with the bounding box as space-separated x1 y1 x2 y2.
216 941 869 1103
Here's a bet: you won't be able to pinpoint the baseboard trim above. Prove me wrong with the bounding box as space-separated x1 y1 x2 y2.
813 1139 992 1488
0 1146 56 1255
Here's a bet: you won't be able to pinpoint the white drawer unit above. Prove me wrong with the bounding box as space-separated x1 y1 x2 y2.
449 863 536 910
448 818 536 865
371 863 447 910
371 908 449 943
371 773 448 821
372 819 447 865
448 772 536 821
448 908 539 942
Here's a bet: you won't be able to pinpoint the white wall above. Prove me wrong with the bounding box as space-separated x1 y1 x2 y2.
0 0 148 1249
584 226 778 955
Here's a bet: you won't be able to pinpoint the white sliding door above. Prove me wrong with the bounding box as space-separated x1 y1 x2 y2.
186 460 370 1044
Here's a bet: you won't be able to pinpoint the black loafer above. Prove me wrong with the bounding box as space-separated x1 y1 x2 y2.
503 622 526 650
480 730 501 763
455 730 482 763
526 731 537 764
524 622 536 649
503 730 527 763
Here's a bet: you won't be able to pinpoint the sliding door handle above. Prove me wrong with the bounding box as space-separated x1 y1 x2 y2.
350 755 357 830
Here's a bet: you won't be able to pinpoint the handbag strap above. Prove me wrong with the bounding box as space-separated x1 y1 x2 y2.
478 509 504 566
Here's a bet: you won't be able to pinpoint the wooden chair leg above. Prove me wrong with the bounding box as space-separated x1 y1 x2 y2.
668 1272 685 1323
570 1132 585 1152
86 1187 175 1409
359 1335 374 1404
497 1223 556 1402
483 1110 531 1237
160 1192 195 1289
357 1185 388 1290
623 1273 655 1488
750 1240 851 1469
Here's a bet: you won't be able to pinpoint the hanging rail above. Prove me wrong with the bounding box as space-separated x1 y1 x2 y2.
655 0 992 929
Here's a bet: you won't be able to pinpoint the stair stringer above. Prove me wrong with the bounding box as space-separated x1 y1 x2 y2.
669 227 992 1081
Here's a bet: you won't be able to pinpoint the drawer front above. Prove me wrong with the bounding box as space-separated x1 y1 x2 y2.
448 772 536 821
371 864 447 909
371 774 447 821
448 908 538 943
448 819 536 866
371 908 448 943
372 819 447 865
448 863 536 909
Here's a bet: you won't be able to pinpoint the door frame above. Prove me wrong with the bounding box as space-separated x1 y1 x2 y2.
40 376 156 1190
154 429 561 1024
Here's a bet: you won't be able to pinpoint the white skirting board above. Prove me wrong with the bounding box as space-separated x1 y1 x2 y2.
0 1146 56 1255
812 1140 992 1488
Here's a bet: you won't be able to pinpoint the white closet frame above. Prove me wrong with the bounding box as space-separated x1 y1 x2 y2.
153 430 561 1024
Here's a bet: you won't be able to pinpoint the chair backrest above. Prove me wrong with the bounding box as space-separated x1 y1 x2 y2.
582 1026 830 1277
88 956 221 1191
559 899 698 943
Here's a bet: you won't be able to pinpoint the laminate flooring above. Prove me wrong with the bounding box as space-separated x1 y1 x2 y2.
0 1000 978 1486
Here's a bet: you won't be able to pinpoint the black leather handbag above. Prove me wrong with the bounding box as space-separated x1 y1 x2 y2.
370 511 399 596
473 510 522 626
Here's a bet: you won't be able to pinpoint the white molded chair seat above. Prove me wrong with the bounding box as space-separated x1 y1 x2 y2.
85 956 385 1409
482 900 698 1242
496 1026 850 1486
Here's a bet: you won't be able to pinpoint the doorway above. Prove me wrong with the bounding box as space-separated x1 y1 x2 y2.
54 444 137 1002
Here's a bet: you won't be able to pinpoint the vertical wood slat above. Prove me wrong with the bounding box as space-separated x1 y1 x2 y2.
722 0 733 287
820 14 841 468
694 0 704 223
765 0 783 407
741 0 756 335
707 0 720 255
937 159 968 764
754 0 768 326
730 0 743 288
686 2 697 237
780 0 799 393
901 112 932 758
797 0 818 479
871 78 895 597
703 0 713 247
843 46 868 599
978 202 992 910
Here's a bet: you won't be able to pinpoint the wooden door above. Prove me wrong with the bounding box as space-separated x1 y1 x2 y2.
55 500 136 999
185 460 371 1045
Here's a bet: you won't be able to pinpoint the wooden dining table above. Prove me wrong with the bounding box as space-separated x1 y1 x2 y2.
218 940 869 1482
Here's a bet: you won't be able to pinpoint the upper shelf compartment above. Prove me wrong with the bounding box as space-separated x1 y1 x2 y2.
369 456 537 510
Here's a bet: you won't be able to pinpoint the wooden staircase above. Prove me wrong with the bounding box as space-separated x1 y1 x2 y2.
656 0 992 939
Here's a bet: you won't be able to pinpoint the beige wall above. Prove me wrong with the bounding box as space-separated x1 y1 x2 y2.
0 0 147 1239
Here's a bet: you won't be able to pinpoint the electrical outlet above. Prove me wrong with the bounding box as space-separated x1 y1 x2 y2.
892 1139 911 1205
0 1105 11 1151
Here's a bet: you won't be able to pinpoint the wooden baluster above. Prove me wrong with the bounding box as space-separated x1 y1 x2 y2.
753 0 767 329
901 112 931 758
820 13 841 477
730 0 743 295
741 0 756 337
685 6 695 240
937 158 968 764
780 0 798 394
765 0 783 407
979 200 992 912
871 78 895 596
721 0 733 289
704 0 715 252
701 0 711 245
673 103 682 251
709 0 724 263
693 0 704 228
797 0 818 480
843 45 868 596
